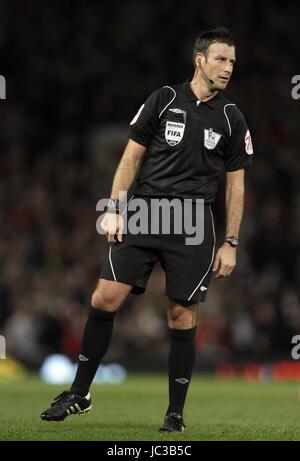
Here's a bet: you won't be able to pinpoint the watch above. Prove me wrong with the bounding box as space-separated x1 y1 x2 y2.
106 198 120 214
225 236 239 247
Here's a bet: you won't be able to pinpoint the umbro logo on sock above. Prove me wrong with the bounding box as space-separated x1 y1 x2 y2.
175 378 189 384
79 354 89 362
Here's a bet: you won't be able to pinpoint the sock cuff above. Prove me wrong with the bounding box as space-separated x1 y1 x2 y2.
90 307 116 320
169 326 197 341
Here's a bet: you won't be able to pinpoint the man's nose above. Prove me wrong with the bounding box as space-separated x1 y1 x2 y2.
224 62 233 74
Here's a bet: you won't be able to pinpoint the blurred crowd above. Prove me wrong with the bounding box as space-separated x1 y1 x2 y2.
0 1 299 370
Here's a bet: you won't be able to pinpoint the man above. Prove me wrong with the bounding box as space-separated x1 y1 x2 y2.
41 27 253 432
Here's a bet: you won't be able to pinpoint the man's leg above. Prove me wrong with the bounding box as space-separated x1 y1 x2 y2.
70 278 132 395
41 278 132 421
160 298 198 431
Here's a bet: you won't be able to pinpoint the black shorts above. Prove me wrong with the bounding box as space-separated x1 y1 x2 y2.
100 197 216 304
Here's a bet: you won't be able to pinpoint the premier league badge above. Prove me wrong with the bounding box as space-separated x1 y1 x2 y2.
204 128 221 150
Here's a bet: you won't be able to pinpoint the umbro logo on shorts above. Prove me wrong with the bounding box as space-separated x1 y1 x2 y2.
175 378 189 384
79 354 89 362
200 286 207 292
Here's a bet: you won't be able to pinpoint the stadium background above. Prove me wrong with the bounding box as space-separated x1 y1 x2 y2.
0 0 300 380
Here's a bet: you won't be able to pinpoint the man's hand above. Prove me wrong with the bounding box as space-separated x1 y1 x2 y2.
100 213 124 243
212 243 236 278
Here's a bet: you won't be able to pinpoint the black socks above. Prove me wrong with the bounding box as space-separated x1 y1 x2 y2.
167 326 197 416
71 307 196 415
71 307 115 396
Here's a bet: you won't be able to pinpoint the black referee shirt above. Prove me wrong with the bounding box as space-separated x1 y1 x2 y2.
127 81 253 203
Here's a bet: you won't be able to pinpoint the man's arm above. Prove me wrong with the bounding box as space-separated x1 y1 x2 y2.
101 139 146 243
225 169 244 237
110 139 146 201
212 169 244 278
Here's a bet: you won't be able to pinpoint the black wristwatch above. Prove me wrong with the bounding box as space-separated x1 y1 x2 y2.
224 236 239 247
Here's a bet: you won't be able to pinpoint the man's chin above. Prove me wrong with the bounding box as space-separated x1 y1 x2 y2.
212 81 228 91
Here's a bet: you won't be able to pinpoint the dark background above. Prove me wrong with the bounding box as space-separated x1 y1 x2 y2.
0 0 299 372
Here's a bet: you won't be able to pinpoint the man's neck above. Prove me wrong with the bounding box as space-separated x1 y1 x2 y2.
189 77 218 102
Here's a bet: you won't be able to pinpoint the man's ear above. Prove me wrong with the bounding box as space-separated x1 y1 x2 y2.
195 52 205 67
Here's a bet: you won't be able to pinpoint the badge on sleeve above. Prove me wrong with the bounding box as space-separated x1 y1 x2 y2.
204 128 222 150
245 130 253 155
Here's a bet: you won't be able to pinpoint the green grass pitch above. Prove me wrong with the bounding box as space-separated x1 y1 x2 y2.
0 374 300 441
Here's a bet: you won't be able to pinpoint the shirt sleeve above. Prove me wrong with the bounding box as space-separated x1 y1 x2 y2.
223 105 254 172
127 87 173 147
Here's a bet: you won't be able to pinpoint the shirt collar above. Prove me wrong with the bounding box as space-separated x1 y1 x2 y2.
182 80 222 109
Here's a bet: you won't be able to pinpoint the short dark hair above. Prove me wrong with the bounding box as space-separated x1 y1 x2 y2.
193 27 235 67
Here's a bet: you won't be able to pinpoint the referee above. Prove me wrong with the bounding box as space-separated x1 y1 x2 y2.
41 27 253 432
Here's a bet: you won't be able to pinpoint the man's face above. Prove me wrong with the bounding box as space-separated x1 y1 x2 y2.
198 42 236 90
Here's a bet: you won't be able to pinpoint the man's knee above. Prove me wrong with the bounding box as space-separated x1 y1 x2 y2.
171 315 194 329
91 290 120 312
167 300 198 329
